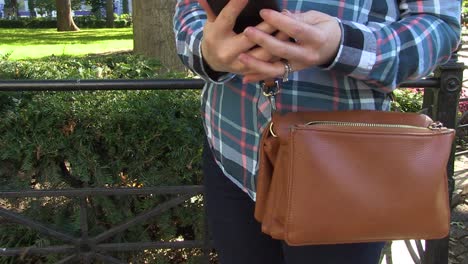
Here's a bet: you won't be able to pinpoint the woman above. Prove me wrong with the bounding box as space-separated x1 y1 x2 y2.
173 0 461 263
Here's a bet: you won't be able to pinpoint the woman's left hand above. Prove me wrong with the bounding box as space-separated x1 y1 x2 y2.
239 9 342 83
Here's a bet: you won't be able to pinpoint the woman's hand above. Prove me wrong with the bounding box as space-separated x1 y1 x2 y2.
239 9 342 83
198 0 288 75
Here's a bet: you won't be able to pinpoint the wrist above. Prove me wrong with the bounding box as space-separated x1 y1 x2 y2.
320 18 342 67
201 40 229 79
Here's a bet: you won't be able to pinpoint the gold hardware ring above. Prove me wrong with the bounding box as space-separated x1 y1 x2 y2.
269 122 278 138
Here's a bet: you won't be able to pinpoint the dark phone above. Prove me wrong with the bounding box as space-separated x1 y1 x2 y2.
207 0 280 33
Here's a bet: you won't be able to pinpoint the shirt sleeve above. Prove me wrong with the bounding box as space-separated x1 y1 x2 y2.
326 0 461 93
173 0 234 83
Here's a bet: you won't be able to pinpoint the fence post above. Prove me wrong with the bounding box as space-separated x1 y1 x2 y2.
423 55 464 264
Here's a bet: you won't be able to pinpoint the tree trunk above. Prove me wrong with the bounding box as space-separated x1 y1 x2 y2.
122 0 129 14
55 0 80 31
28 0 36 17
133 0 185 72
11 0 19 16
106 0 114 28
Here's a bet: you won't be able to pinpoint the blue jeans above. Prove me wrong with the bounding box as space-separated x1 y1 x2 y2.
202 140 385 264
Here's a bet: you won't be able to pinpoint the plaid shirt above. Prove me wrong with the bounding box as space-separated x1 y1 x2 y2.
174 0 461 200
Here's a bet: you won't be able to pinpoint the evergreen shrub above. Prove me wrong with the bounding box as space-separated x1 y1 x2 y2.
0 18 56 28
0 54 207 263
0 15 132 29
0 19 28 28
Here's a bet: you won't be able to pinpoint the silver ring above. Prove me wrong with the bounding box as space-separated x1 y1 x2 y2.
281 60 293 82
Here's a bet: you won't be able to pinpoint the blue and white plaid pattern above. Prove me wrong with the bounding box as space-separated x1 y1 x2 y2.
174 0 461 200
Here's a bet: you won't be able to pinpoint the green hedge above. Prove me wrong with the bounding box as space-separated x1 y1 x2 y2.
0 54 207 263
391 88 423 113
0 17 132 29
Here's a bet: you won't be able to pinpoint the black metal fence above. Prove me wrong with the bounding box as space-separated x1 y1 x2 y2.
0 56 465 264
0 186 209 264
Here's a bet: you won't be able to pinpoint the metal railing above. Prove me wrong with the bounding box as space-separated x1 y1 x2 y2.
0 187 207 264
0 57 465 264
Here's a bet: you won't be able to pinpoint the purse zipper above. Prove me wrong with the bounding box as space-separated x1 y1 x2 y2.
269 121 448 138
304 121 448 131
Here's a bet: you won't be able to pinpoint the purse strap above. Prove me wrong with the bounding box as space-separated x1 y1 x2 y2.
260 79 401 113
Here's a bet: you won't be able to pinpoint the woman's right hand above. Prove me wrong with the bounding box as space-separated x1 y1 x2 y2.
198 0 287 75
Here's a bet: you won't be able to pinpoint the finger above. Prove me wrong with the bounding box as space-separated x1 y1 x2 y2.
216 0 249 31
238 53 285 80
244 26 306 62
259 9 323 43
274 31 292 42
247 47 276 62
281 9 326 25
253 21 278 35
231 59 270 75
224 20 281 59
242 73 271 84
241 21 285 46
246 32 290 62
231 64 265 77
198 0 216 22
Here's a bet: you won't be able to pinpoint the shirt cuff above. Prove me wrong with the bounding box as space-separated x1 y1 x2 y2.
325 20 377 79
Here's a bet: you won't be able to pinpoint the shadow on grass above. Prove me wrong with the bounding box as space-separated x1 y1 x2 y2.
0 28 133 46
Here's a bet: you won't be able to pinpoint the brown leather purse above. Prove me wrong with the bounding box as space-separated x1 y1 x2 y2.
254 82 455 246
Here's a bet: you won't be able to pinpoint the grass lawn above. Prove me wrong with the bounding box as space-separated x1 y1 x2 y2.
0 28 133 60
